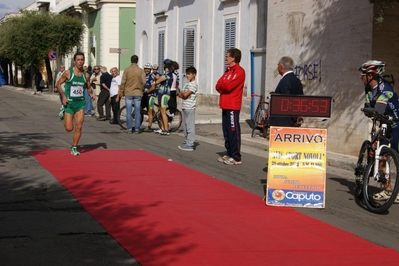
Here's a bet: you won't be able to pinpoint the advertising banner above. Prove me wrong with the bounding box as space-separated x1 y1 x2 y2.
266 126 327 208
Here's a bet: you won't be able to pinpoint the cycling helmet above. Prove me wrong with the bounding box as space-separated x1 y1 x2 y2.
143 63 152 69
152 64 159 70
163 58 172 65
359 60 386 76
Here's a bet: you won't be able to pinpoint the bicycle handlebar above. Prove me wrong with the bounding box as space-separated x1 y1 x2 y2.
361 108 399 124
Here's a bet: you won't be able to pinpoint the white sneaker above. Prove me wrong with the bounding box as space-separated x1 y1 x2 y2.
154 129 162 134
395 195 399 204
372 190 392 201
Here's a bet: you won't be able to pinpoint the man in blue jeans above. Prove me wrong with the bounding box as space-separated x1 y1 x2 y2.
120 55 146 133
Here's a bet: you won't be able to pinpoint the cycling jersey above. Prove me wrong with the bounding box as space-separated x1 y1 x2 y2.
157 71 173 95
145 73 156 97
366 77 399 128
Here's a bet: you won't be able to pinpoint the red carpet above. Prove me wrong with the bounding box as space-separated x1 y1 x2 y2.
32 149 399 265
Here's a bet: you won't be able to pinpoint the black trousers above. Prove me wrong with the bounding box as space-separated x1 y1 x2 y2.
222 109 241 161
97 89 111 119
110 95 120 124
168 90 177 113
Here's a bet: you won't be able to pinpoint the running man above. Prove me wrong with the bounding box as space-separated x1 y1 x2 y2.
56 52 95 156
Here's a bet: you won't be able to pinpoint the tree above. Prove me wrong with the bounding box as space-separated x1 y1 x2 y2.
0 11 85 87
370 0 399 23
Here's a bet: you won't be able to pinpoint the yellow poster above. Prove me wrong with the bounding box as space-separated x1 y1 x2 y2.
266 126 327 208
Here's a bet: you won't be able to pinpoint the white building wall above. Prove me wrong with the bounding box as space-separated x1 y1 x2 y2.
136 0 255 108
266 0 373 155
100 4 120 70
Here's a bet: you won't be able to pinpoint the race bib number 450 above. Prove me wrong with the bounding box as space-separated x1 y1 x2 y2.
70 86 84 97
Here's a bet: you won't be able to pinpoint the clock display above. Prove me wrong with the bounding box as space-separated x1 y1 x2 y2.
269 94 332 118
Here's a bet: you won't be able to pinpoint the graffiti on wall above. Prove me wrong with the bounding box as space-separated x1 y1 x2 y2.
273 60 322 87
294 60 322 84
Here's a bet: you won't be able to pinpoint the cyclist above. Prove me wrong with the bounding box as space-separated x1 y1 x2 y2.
154 59 173 135
360 60 399 202
152 64 160 78
142 63 157 132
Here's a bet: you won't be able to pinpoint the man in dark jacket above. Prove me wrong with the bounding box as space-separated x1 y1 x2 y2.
215 48 246 165
97 66 112 121
269 56 304 127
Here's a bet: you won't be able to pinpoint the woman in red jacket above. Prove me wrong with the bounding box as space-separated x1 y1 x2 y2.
215 48 246 165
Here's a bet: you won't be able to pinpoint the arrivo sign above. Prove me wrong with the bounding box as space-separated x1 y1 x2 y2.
269 94 332 118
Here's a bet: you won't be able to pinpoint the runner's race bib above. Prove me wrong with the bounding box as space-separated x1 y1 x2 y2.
70 86 84 97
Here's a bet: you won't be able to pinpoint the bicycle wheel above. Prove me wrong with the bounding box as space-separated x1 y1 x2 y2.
117 105 128 130
354 140 371 199
140 109 150 128
263 116 270 139
117 105 137 130
363 147 399 214
251 107 261 137
169 108 182 132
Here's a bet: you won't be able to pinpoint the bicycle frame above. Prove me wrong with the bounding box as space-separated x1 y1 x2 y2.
372 123 391 184
251 94 269 127
251 94 270 138
362 109 394 185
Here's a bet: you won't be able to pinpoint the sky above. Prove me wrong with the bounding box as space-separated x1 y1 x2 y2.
0 0 35 18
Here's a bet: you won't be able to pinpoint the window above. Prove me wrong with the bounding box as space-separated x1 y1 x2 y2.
224 18 236 58
158 31 165 73
182 27 196 87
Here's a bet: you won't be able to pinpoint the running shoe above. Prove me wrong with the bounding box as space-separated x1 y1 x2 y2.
70 146 80 156
154 129 163 134
160 130 170 136
58 108 64 121
178 145 193 151
218 155 230 163
143 127 153 132
372 190 392 201
224 158 242 165
395 195 399 204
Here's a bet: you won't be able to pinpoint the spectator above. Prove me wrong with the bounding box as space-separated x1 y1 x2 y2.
169 61 180 114
269 56 304 127
215 48 246 165
55 65 66 102
35 70 43 93
120 55 146 133
178 66 198 151
109 67 122 125
90 65 102 118
97 66 112 121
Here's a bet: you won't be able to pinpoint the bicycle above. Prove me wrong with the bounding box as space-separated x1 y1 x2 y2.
354 107 399 214
251 94 270 138
117 102 182 132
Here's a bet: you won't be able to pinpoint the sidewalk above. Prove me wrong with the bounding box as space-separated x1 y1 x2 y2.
7 85 358 172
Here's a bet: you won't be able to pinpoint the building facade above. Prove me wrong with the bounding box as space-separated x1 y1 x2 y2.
54 0 136 71
135 0 399 156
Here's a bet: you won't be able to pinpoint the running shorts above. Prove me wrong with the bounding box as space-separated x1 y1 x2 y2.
64 99 85 115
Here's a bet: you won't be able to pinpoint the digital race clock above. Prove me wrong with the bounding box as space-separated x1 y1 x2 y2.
269 94 332 118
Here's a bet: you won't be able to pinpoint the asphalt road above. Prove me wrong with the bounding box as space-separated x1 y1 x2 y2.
1 86 399 265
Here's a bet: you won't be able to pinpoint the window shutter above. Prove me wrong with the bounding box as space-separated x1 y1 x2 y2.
182 27 196 87
224 19 236 67
158 31 165 73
